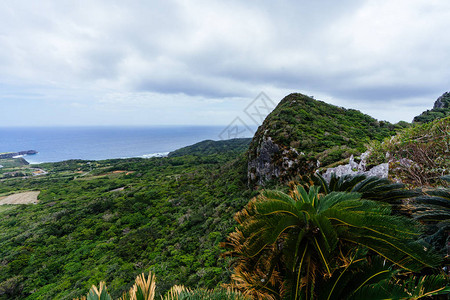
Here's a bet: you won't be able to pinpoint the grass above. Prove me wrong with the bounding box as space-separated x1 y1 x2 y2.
0 205 16 213
0 158 28 168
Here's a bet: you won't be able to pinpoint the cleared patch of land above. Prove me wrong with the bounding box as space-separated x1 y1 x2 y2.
109 187 125 192
0 191 40 205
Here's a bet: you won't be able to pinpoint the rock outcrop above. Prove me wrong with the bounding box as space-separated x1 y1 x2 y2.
322 153 389 181
247 136 280 184
247 93 396 187
247 135 308 186
247 91 447 187
0 150 37 159
413 91 450 123
434 92 450 109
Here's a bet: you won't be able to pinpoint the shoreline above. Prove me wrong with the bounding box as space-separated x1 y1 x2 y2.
22 151 170 165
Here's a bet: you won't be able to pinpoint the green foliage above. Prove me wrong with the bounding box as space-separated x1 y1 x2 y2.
0 147 250 299
75 272 248 300
302 173 420 212
247 93 403 185
0 100 448 300
173 288 249 299
86 282 113 300
412 185 450 257
367 116 449 187
351 274 450 299
168 138 251 158
413 92 450 123
0 158 28 169
223 181 441 299
250 93 399 157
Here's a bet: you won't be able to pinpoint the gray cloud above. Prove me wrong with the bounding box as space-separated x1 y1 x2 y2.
0 0 449 126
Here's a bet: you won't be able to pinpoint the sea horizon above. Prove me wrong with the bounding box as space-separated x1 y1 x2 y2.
0 125 256 164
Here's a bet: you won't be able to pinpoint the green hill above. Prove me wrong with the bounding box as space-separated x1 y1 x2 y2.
0 157 28 169
0 147 251 299
247 93 409 186
168 138 251 158
413 92 450 123
0 92 448 299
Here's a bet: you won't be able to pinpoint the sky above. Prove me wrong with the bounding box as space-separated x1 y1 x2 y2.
1 0 449 127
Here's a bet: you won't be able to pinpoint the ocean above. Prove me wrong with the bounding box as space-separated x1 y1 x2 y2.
0 126 255 164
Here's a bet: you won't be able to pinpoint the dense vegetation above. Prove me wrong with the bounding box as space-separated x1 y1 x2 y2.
0 142 253 299
367 116 449 188
222 175 448 299
413 92 450 123
0 158 28 169
248 93 410 168
168 138 251 158
73 272 249 300
1 93 449 299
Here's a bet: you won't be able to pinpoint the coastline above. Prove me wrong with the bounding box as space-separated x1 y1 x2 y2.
23 151 171 165
0 126 250 165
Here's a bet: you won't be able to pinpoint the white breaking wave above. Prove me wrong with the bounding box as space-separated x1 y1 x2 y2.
140 152 169 158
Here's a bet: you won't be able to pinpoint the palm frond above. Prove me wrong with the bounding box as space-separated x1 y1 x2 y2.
223 177 442 299
310 173 418 205
82 282 113 300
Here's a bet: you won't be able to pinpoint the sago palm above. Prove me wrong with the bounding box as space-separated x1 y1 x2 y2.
75 273 156 300
222 183 441 299
350 273 450 299
411 185 450 258
303 173 419 207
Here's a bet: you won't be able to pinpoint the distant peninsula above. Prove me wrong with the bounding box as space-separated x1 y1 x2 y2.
0 150 37 159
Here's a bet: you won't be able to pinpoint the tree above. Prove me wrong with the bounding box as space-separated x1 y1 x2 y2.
222 182 441 299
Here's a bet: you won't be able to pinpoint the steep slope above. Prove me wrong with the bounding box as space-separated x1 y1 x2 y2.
247 93 406 186
367 116 449 187
413 92 450 123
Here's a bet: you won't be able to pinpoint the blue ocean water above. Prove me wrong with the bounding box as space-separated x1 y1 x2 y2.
0 126 255 164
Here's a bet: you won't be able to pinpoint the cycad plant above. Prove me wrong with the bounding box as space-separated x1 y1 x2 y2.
164 286 249 300
411 180 450 259
222 182 441 299
119 272 156 300
303 173 419 208
74 272 249 300
74 281 113 300
351 274 450 299
74 273 156 300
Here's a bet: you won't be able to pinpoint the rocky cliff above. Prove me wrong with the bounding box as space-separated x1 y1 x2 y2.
413 92 450 123
0 150 37 159
247 93 400 186
434 92 450 109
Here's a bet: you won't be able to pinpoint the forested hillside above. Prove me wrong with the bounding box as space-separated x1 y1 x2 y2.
414 92 450 123
0 143 252 299
168 138 251 158
0 93 449 300
247 93 410 186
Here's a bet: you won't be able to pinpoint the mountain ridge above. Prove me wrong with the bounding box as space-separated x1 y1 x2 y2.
247 93 409 186
413 91 450 123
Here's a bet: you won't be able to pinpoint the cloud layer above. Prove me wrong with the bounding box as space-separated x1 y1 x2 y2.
1 0 449 125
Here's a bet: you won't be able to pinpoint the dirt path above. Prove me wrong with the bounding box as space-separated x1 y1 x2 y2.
0 191 40 205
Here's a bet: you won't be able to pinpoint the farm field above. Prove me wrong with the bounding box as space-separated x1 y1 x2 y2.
0 191 40 205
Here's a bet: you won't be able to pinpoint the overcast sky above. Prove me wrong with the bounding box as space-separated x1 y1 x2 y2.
1 0 449 126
